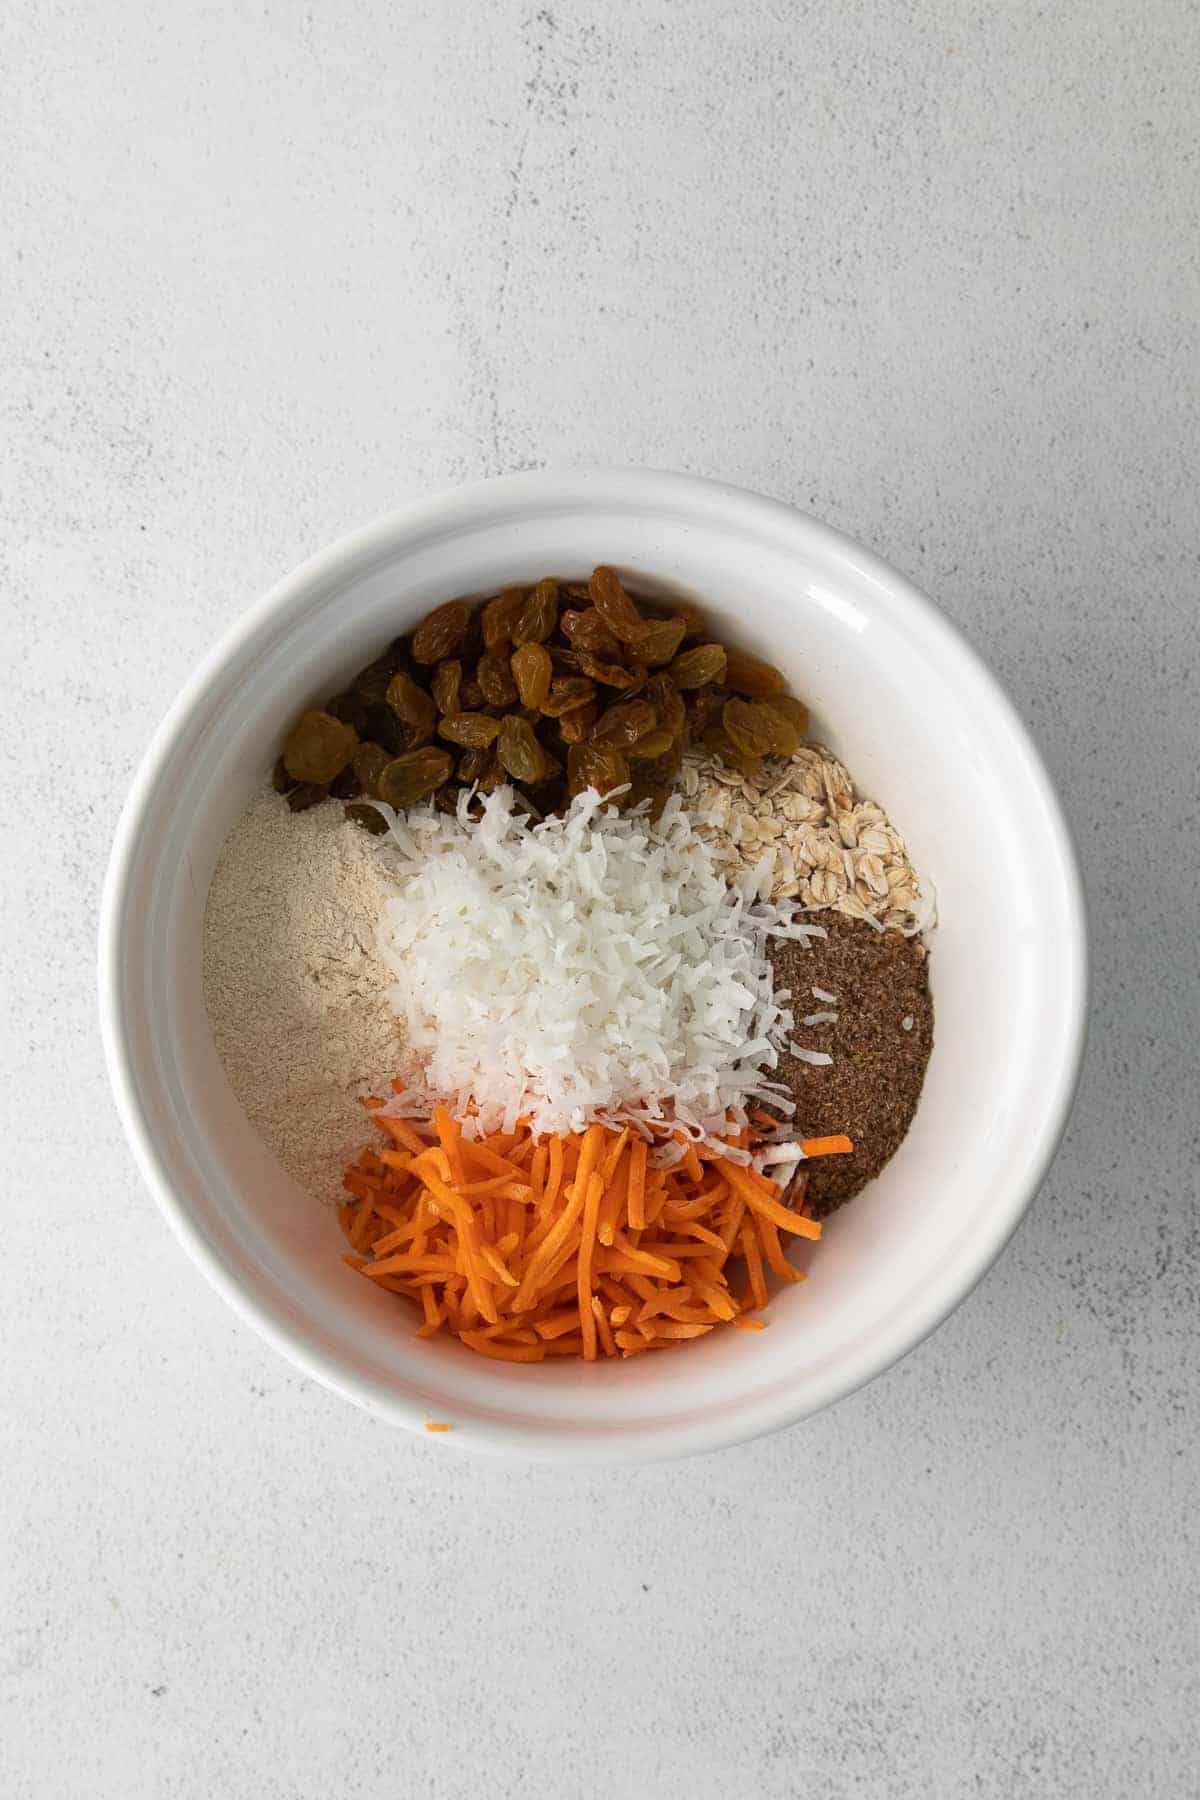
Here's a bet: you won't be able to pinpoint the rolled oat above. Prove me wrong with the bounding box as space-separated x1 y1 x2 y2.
684 743 926 933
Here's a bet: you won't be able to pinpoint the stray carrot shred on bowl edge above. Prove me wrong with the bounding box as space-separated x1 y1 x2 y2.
339 1108 849 1363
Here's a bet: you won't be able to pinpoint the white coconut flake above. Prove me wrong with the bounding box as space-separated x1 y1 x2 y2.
811 985 838 1004
903 876 939 937
371 784 804 1147
759 1144 805 1167
801 1010 839 1026
789 1045 834 1066
768 920 829 942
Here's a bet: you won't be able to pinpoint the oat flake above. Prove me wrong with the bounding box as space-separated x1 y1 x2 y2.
683 743 925 933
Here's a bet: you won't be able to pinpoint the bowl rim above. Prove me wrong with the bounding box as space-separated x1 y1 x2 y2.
98 468 1089 1461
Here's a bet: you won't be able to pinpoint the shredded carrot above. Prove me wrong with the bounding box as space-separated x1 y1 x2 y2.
627 1139 648 1231
723 1160 824 1241
374 1115 430 1155
675 1135 704 1184
755 1213 804 1284
739 1218 769 1312
424 1421 452 1432
433 1106 468 1185
543 1134 565 1215
529 1144 548 1206
591 1295 618 1358
577 1165 605 1360
799 1134 854 1158
339 1110 822 1362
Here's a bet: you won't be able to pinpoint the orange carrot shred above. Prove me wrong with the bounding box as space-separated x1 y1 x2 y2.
676 1136 704 1184
591 1295 618 1358
799 1134 854 1158
722 1161 823 1241
740 1218 769 1311
576 1168 605 1360
374 1115 429 1155
340 1112 821 1363
627 1139 648 1231
433 1106 468 1185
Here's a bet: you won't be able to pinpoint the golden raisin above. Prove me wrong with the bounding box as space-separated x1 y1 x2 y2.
589 566 650 645
352 742 391 797
511 641 553 710
723 698 781 758
411 601 469 665
437 712 502 748
431 661 462 715
385 671 437 743
456 747 494 783
282 710 358 785
632 736 683 788
512 578 559 645
541 676 597 717
481 588 529 649
684 685 725 734
669 644 727 689
577 652 645 692
703 723 763 782
556 701 599 743
560 608 621 656
627 728 676 761
566 742 631 799
344 802 389 835
635 616 688 667
496 715 549 783
644 673 686 737
723 646 787 697
477 648 520 708
760 693 810 753
590 699 657 746
376 747 453 806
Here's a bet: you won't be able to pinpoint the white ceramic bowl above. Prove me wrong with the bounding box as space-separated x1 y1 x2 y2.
99 471 1087 1461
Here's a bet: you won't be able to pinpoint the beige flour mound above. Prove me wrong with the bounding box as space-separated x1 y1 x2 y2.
202 786 405 1204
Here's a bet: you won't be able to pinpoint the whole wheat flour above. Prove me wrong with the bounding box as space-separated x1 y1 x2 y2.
202 787 404 1204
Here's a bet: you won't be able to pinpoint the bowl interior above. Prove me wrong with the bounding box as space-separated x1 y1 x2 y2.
103 475 1085 1458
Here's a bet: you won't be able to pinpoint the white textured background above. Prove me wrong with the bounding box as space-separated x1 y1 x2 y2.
3 2 1198 1795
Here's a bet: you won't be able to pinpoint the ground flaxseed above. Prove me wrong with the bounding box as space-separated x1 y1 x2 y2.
769 914 933 1216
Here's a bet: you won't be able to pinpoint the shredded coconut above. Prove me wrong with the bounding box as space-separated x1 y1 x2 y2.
372 785 805 1147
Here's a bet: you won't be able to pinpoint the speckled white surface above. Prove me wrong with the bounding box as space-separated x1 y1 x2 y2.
3 1 1198 1794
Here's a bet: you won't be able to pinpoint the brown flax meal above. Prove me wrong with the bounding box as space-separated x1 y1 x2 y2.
769 915 933 1216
